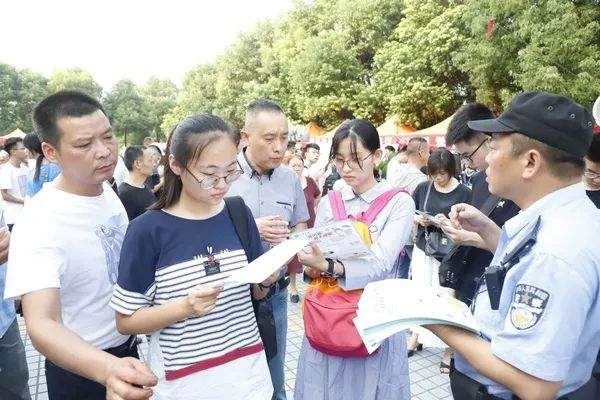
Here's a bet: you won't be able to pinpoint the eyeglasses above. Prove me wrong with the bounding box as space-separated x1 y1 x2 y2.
459 139 488 163
185 167 243 189
584 170 600 180
333 153 373 170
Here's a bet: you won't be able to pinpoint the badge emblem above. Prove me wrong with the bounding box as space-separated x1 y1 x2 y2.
510 284 549 330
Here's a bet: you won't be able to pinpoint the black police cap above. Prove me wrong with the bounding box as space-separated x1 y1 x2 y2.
467 91 595 158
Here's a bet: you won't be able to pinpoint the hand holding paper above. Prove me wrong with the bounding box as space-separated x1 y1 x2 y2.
224 239 310 284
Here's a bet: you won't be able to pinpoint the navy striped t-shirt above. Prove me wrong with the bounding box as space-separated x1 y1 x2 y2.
110 206 265 380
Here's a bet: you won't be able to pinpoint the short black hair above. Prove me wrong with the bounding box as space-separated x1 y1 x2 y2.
427 148 457 178
287 140 296 151
587 133 600 163
123 145 145 171
446 103 495 145
305 143 320 152
33 90 106 147
246 98 284 116
385 145 396 152
4 137 23 154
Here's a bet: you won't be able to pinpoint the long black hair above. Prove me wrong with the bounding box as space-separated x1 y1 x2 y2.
23 133 44 182
330 118 381 178
151 114 236 210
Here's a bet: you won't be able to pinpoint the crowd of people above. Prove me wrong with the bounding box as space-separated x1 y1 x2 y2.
0 89 599 400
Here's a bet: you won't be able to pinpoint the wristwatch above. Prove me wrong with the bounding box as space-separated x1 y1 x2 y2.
321 258 337 278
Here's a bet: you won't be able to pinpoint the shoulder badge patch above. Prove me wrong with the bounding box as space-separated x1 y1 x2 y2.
510 284 549 330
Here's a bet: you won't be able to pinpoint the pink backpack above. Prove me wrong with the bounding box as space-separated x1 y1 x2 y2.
303 188 408 357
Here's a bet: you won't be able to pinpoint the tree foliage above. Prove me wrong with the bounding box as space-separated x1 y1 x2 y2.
48 68 103 99
2 0 600 135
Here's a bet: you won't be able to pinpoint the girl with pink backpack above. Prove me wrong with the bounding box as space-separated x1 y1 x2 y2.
294 119 415 400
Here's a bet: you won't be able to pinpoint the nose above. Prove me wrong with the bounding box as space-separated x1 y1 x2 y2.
95 140 111 159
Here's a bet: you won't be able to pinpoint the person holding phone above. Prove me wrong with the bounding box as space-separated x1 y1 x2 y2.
408 148 471 371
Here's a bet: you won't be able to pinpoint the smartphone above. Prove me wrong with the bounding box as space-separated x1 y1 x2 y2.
415 210 452 227
415 210 438 223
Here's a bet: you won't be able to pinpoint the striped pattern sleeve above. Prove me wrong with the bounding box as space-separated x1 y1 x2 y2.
110 283 156 315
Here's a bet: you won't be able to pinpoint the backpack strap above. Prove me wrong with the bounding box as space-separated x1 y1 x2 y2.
328 190 347 221
224 196 250 256
358 188 408 225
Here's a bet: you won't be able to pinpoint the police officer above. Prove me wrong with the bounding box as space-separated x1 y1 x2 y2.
426 92 600 399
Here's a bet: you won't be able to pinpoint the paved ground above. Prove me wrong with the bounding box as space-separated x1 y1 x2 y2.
20 281 452 399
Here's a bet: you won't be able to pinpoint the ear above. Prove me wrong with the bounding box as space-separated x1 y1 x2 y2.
133 158 142 171
240 129 250 145
168 154 183 177
42 142 59 164
372 148 383 165
521 149 543 180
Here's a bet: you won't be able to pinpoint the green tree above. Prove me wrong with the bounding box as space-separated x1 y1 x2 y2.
103 80 152 145
161 64 219 133
48 68 103 99
141 77 178 141
0 63 22 133
456 0 600 111
15 70 50 132
372 0 470 128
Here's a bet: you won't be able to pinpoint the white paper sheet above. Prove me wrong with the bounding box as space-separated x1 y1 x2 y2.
223 239 310 284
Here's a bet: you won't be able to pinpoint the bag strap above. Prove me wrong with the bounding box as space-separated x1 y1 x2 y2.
359 188 407 225
423 181 434 213
224 196 250 256
328 190 347 221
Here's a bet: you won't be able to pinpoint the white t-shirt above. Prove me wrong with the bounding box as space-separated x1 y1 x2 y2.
0 163 28 224
4 182 129 349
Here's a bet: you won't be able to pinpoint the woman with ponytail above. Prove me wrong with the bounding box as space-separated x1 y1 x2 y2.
110 114 278 399
23 133 61 197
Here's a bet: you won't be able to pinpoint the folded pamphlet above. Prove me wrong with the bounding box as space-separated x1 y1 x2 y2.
354 279 480 353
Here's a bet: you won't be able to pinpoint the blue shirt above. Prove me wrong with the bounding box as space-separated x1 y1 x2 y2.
455 183 600 398
0 214 15 337
27 163 61 197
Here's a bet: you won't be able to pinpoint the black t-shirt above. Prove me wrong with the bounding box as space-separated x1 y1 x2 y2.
412 180 472 251
118 182 156 221
452 171 520 304
586 189 600 209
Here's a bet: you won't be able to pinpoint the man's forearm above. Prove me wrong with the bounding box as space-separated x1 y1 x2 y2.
475 220 502 253
25 316 117 385
428 325 560 400
1 191 24 204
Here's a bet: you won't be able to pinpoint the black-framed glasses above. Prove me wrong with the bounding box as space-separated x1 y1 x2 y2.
459 139 488 163
185 167 243 189
333 153 373 170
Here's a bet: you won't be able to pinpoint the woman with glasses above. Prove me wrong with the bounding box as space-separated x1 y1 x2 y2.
110 114 277 400
294 119 415 400
407 148 471 372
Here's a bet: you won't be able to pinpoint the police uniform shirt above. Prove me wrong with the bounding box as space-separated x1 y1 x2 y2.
454 183 600 399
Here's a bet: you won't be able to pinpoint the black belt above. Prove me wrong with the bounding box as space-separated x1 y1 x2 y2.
105 335 137 356
450 361 505 400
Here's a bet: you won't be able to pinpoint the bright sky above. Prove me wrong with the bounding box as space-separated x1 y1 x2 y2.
0 0 294 91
